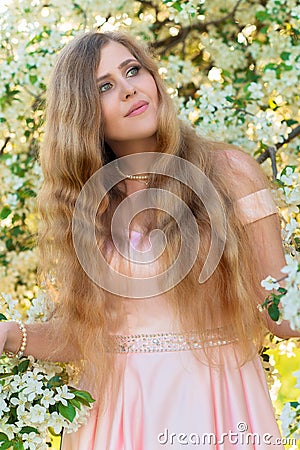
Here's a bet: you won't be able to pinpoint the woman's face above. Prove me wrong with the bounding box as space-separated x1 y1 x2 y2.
96 41 159 156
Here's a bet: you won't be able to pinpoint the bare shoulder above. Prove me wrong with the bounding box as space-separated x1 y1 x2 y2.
214 146 270 200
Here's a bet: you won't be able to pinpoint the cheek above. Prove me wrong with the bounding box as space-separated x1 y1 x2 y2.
149 78 159 108
140 73 159 107
101 99 111 122
101 101 114 136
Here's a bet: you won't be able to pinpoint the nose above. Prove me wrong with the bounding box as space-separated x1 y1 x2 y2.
120 79 136 100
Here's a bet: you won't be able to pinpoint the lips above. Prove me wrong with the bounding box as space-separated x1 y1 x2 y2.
125 100 149 117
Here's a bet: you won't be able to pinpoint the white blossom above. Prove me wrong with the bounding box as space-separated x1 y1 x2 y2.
29 404 47 424
47 411 67 434
40 388 56 408
54 385 75 406
280 255 300 330
0 398 9 418
0 422 19 440
261 275 280 291
280 402 298 437
22 378 44 402
283 217 298 242
0 292 21 320
280 286 300 331
247 82 265 100
281 255 299 281
22 431 44 449
26 290 55 323
10 374 25 392
294 370 300 390
278 167 300 188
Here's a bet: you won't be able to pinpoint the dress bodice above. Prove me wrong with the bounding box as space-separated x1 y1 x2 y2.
105 188 277 335
106 227 179 334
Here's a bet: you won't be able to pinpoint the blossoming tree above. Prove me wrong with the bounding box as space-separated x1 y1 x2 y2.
0 0 299 447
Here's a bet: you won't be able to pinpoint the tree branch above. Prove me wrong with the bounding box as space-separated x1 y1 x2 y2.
268 146 278 179
151 0 244 53
256 124 300 168
138 0 154 6
0 137 10 155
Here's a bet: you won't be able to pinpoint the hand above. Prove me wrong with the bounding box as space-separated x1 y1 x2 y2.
0 321 9 355
0 321 20 356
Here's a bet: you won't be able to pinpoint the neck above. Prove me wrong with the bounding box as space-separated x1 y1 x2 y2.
107 136 158 167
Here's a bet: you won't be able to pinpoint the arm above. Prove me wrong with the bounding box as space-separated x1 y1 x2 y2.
220 147 300 339
0 319 79 362
246 211 299 339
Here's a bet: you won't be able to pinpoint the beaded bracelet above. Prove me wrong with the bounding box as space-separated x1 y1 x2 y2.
5 320 27 358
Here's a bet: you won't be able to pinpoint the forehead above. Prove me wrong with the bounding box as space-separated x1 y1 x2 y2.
97 41 137 76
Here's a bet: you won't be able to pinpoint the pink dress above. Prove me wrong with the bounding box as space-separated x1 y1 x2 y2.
61 189 284 450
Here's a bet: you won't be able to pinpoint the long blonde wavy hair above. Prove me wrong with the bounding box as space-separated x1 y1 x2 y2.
37 31 266 407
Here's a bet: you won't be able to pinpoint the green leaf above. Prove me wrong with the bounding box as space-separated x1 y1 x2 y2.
280 51 290 61
49 404 58 414
261 299 270 308
20 426 39 434
70 397 82 410
281 63 293 71
290 401 300 409
7 405 17 424
268 303 280 321
0 434 8 443
72 397 89 407
29 75 38 85
286 119 298 126
263 63 277 72
243 82 251 93
222 69 231 78
13 441 24 450
18 359 30 373
58 402 76 422
171 1 182 12
11 227 24 237
11 366 18 375
5 239 14 251
0 207 11 220
277 287 287 295
73 390 95 404
47 375 63 388
0 441 13 450
0 373 13 379
255 11 270 22
260 26 269 34
0 314 7 321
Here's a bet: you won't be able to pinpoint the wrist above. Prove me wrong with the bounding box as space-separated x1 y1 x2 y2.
3 321 25 357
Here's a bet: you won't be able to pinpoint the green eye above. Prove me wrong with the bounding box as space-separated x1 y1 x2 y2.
99 82 112 93
127 66 141 77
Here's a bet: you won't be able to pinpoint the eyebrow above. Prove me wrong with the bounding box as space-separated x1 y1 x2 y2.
96 58 138 82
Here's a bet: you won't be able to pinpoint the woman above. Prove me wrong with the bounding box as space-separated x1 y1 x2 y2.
1 31 299 449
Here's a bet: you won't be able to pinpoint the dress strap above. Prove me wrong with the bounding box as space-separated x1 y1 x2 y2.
235 188 278 225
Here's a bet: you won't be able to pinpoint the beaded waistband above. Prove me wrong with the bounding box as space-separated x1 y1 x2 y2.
106 328 237 353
